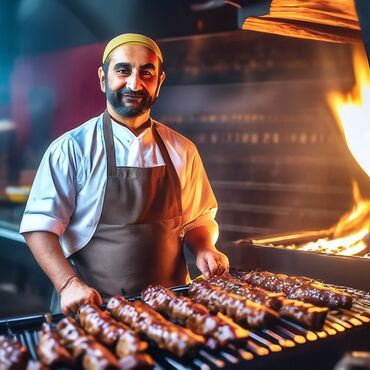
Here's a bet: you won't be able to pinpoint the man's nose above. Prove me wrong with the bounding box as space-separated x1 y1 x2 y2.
126 71 141 91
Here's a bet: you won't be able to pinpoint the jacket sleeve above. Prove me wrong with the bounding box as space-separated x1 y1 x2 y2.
19 136 82 237
180 142 219 241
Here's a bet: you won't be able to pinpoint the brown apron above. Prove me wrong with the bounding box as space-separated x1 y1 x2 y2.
51 111 189 311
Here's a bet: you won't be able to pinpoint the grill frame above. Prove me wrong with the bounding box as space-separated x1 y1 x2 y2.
219 243 370 291
1 283 369 370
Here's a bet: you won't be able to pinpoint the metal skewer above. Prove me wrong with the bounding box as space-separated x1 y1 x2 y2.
274 324 306 344
280 319 318 341
262 329 296 348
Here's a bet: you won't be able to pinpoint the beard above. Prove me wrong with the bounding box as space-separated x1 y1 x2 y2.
106 84 158 117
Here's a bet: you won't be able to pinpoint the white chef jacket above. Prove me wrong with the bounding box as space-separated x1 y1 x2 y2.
20 112 218 258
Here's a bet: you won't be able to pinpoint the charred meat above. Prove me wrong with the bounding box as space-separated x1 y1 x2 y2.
0 336 29 370
107 295 205 357
233 270 352 309
142 285 249 346
188 279 279 328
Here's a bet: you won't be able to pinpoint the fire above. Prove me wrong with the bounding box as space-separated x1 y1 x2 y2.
282 182 370 257
321 45 370 256
328 45 370 178
296 45 370 257
263 46 370 257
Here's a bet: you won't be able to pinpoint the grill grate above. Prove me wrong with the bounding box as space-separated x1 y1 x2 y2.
1 285 370 370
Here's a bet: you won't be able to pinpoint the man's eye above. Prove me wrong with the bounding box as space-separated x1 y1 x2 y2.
141 70 153 77
117 69 130 75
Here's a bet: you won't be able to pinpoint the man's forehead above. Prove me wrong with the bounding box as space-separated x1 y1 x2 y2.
109 44 159 66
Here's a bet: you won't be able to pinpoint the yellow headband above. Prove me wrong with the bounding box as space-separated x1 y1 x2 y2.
102 33 163 64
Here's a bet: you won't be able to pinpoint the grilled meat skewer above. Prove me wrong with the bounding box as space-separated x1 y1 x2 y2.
209 274 283 310
37 323 74 368
278 299 328 331
78 304 149 359
188 279 279 328
233 270 352 309
0 336 29 370
57 317 121 370
107 295 205 357
210 274 329 330
57 317 152 370
142 285 249 346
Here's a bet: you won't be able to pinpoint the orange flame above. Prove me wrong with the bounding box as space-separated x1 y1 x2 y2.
297 45 370 257
271 46 370 257
295 182 370 256
328 45 370 178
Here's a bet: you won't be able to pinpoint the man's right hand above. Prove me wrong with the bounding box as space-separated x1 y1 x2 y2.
22 231 103 315
60 276 103 315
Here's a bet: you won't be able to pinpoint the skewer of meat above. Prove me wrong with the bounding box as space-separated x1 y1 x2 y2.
78 304 151 363
209 274 283 310
0 336 29 370
56 317 121 370
188 279 279 328
142 285 249 346
232 270 352 309
279 299 328 331
107 295 205 357
37 323 74 368
58 316 153 369
210 274 329 330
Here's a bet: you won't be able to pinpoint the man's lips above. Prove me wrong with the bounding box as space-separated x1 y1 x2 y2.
122 94 146 98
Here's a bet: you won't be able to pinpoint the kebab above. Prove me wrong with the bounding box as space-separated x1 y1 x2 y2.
232 270 353 309
56 317 121 370
107 295 205 357
209 274 283 310
142 285 249 346
78 303 151 361
0 336 29 370
188 279 280 328
209 274 329 331
58 316 154 370
37 323 74 368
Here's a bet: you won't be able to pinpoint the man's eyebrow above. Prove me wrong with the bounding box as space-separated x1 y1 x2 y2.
113 62 131 70
140 63 156 71
112 62 156 71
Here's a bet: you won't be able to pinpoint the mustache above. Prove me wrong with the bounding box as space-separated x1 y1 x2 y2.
118 88 148 98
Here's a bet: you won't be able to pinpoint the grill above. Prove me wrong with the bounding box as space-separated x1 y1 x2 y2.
220 241 370 291
1 282 369 370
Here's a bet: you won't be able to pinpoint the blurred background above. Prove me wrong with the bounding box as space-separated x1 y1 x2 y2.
0 0 369 317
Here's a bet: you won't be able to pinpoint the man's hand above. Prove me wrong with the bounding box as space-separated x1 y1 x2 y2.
184 224 229 279
195 249 229 279
60 276 103 315
22 232 103 315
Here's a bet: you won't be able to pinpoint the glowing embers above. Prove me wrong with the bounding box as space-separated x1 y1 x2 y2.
291 182 370 257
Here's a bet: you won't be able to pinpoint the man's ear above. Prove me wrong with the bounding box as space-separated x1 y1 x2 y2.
156 71 166 98
98 66 106 93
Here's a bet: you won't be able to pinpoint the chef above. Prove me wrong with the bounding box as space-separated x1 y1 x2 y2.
20 33 229 315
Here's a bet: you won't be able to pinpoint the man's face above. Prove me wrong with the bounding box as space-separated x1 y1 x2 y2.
99 44 165 118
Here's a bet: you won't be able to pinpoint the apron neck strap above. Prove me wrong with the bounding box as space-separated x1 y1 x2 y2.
103 110 117 176
152 121 182 214
152 122 175 174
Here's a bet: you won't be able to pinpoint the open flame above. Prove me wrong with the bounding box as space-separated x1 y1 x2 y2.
260 45 370 257
296 45 370 257
295 182 370 256
328 45 370 178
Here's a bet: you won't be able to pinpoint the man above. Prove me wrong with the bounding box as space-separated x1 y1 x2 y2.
20 33 229 315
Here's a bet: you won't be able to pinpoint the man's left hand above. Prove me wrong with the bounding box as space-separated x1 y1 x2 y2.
195 249 229 279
